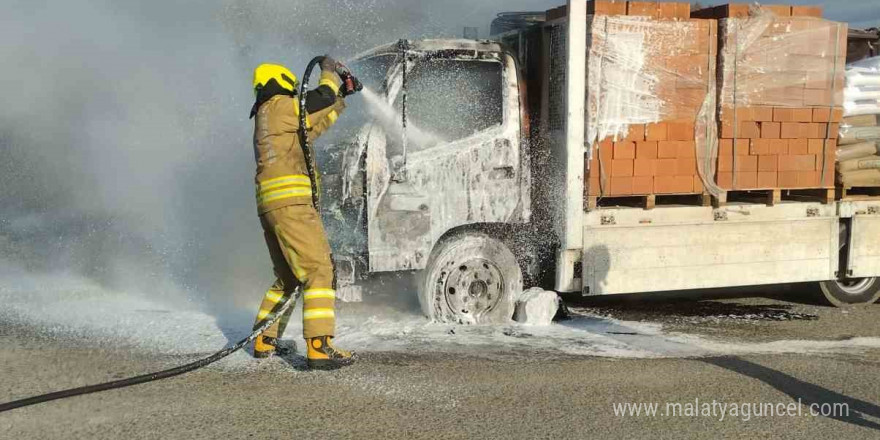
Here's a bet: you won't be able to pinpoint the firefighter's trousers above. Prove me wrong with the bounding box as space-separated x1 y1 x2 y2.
252 204 336 339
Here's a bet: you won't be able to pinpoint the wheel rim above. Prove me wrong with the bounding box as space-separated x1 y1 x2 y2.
834 277 875 296
439 258 505 319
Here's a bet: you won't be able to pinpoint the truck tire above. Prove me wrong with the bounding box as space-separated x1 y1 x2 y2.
819 278 880 307
419 233 522 324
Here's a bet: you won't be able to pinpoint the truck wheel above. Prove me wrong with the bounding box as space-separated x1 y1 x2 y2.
819 278 880 307
419 233 522 324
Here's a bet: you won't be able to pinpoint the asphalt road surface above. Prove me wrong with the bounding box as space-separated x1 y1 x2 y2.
2 284 880 439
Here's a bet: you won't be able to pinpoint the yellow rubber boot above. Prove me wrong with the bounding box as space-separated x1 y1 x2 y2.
306 336 354 370
253 336 276 359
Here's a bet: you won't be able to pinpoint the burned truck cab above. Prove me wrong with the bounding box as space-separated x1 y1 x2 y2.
318 39 531 321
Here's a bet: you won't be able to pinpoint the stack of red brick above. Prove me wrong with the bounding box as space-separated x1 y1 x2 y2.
716 107 842 189
707 3 847 190
588 119 706 196
547 1 716 197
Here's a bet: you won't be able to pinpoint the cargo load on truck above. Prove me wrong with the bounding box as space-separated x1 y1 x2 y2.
838 56 880 196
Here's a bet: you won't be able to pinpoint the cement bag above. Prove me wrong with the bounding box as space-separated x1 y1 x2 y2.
843 115 879 127
845 85 880 101
837 142 879 162
844 101 880 117
838 156 880 172
839 126 880 146
839 169 880 187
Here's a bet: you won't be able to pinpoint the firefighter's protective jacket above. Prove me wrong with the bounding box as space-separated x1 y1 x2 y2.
252 71 346 214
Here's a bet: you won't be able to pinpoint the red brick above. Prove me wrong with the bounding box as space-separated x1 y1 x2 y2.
731 107 753 122
676 157 697 176
761 122 781 139
780 123 800 139
632 176 653 194
791 5 823 17
626 1 658 18
769 139 789 156
798 123 813 139
774 108 794 122
636 141 658 159
808 139 828 155
794 155 816 171
609 177 633 195
598 138 614 160
718 155 733 172
668 121 696 141
658 141 678 159
587 179 600 196
719 139 733 157
612 159 634 177
735 155 758 172
751 139 772 156
717 172 733 189
739 121 760 139
757 171 778 188
625 124 646 142
753 107 774 122
829 123 840 139
657 2 678 19
778 171 799 188
592 1 628 15
831 108 844 123
762 5 791 16
677 141 696 158
646 122 668 141
758 155 778 172
789 139 809 155
634 158 654 177
674 176 695 193
792 108 814 123
816 155 832 172
807 123 826 139
613 141 636 159
655 159 677 176
735 172 758 190
778 156 797 172
720 120 735 139
654 176 676 194
674 2 691 19
735 139 750 156
813 108 831 123
797 171 819 188
825 139 838 156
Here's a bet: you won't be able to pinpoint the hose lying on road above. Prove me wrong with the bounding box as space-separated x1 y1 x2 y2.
0 292 297 413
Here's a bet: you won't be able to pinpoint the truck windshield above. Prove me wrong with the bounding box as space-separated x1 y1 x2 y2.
403 58 503 151
351 55 396 92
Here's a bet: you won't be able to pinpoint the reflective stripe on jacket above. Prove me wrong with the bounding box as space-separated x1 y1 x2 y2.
253 71 345 214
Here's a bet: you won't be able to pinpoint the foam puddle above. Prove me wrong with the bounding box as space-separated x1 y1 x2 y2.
3 270 880 369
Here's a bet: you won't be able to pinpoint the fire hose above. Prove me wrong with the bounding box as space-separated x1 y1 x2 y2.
0 291 297 413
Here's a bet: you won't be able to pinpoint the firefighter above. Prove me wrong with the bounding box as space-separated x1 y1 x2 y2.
249 58 357 370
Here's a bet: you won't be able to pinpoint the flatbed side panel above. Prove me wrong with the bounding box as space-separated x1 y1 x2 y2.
848 201 880 278
583 203 838 295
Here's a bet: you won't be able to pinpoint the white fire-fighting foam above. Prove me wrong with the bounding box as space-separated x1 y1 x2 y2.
3 264 880 372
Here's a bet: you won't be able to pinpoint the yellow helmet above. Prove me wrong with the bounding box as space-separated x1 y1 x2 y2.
253 63 298 95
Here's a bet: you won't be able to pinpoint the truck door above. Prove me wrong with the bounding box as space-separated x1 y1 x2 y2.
366 52 526 273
